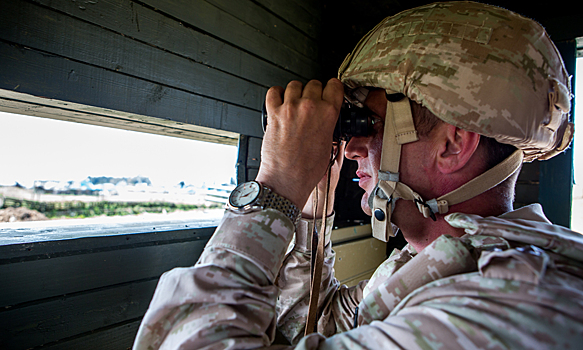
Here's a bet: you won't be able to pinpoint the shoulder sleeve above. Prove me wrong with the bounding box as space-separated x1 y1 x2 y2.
133 209 295 350
291 270 583 350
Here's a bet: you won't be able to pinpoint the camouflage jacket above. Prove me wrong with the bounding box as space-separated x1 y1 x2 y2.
133 204 583 349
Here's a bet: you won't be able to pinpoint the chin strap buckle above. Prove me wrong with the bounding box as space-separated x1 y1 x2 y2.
414 198 437 221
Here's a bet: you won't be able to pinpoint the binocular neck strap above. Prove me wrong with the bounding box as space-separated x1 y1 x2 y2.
305 155 335 336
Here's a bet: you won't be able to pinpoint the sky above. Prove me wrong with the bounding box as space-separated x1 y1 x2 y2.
0 112 238 189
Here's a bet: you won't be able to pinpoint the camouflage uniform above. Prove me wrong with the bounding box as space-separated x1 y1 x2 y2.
133 204 583 349
133 2 583 349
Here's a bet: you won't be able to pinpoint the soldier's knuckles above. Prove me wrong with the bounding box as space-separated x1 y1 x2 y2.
286 80 303 90
297 99 318 115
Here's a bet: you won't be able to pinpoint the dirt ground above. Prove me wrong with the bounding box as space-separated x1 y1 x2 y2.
0 207 48 222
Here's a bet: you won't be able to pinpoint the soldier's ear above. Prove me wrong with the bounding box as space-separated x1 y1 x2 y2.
436 125 480 174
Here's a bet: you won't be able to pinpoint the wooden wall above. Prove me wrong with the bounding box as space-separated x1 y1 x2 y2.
0 221 217 349
0 0 321 153
0 0 580 348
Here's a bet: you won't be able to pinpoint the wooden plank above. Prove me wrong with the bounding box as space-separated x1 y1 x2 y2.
235 135 262 183
0 92 239 146
44 319 141 350
515 183 539 208
331 224 371 244
0 0 265 112
0 220 216 257
255 0 321 39
140 0 320 78
289 0 322 19
517 161 540 183
247 136 263 168
0 239 207 308
333 237 386 284
0 43 264 137
30 0 304 86
236 135 250 183
204 0 318 57
0 279 157 350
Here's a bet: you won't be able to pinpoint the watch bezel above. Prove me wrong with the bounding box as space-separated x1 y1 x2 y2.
227 181 265 213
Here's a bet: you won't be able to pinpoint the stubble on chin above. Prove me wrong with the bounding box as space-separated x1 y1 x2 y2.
361 192 372 216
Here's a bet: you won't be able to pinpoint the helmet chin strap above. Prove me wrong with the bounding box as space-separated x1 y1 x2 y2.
368 95 418 241
369 95 524 242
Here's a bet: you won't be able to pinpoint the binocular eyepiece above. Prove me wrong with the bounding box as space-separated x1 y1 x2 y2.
262 101 374 143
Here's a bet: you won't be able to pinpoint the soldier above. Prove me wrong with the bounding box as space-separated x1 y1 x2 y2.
134 2 583 349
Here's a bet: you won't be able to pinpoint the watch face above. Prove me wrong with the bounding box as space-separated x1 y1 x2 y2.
229 181 261 207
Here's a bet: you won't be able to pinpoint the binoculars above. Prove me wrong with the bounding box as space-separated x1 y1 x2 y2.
262 101 374 143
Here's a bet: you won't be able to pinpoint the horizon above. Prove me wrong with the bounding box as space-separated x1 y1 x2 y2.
0 112 238 189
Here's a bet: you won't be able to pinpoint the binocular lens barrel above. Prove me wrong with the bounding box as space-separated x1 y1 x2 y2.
333 107 373 142
262 102 373 142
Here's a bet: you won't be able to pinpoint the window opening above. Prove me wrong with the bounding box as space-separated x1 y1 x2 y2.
0 112 237 228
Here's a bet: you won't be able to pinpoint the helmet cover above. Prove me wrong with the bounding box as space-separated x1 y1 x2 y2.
339 1 573 162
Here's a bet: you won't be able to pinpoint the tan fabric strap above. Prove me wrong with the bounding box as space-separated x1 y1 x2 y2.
379 97 418 180
305 161 334 335
394 149 524 220
371 97 418 241
379 99 400 186
392 98 418 145
429 149 524 216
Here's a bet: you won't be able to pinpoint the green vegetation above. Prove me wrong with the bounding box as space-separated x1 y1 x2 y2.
0 196 221 219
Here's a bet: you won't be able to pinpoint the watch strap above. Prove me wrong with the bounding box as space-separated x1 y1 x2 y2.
227 181 301 226
258 185 302 226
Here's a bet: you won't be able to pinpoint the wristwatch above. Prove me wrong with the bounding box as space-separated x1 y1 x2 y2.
227 181 301 225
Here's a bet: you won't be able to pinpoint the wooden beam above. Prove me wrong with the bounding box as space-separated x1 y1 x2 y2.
0 92 240 145
140 0 320 78
254 0 321 40
204 0 319 58
0 279 157 349
0 239 208 307
0 0 266 111
0 43 264 137
29 0 317 81
43 320 141 350
0 220 216 255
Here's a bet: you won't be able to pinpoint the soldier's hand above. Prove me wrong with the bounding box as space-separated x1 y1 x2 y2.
255 78 344 210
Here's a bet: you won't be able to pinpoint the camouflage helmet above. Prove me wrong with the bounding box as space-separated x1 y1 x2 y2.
338 1 573 242
339 1 573 162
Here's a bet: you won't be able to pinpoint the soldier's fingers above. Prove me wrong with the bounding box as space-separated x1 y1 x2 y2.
322 78 344 111
302 80 324 99
265 86 284 112
283 80 303 104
